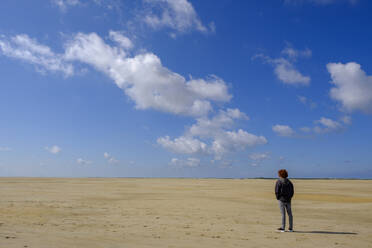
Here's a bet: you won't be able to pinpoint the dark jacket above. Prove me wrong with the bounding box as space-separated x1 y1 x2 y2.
275 178 294 202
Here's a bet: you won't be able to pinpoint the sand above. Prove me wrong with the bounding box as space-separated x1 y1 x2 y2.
0 178 371 248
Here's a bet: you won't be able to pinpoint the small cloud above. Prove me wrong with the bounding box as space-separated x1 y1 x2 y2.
249 152 270 161
278 156 286 163
219 160 233 168
103 152 119 164
77 158 92 165
0 147 11 152
341 115 352 125
313 117 342 133
298 95 307 104
249 152 270 166
52 0 80 11
254 54 310 86
282 44 312 60
254 44 311 86
299 116 350 135
170 157 200 167
297 95 317 109
272 125 295 137
45 145 61 154
143 0 213 34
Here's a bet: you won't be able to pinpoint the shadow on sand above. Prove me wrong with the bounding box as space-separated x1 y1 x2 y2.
294 231 357 235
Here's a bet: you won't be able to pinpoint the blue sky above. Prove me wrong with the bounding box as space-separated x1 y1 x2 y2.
0 0 371 178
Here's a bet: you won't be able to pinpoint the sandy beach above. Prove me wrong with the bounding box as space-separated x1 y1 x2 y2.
0 178 371 248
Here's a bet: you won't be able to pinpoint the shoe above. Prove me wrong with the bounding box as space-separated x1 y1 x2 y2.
288 228 293 232
277 228 285 232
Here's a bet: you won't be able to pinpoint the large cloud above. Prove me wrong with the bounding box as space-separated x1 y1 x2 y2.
327 62 372 114
0 32 231 117
0 32 262 164
64 32 231 116
158 108 267 160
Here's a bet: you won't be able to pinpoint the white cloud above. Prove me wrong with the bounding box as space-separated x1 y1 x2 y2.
297 95 317 109
313 117 342 133
249 152 270 161
327 62 372 114
272 125 295 137
103 152 119 163
0 32 257 163
282 45 312 60
0 32 230 117
211 129 267 159
316 117 341 129
298 95 307 104
157 136 209 154
52 0 80 11
143 0 211 33
249 152 270 166
186 77 231 102
0 34 73 76
109 31 133 50
77 158 92 165
272 58 310 86
255 50 310 86
45 145 61 154
0 147 11 152
158 109 267 160
170 157 200 167
256 44 311 86
109 158 118 163
64 32 230 116
189 108 248 138
298 116 349 135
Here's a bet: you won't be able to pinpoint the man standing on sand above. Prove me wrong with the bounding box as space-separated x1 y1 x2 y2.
275 169 294 232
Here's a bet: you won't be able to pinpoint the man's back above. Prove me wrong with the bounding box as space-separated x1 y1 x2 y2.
275 178 294 202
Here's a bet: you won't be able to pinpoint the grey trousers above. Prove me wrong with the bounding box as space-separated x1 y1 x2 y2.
279 200 293 229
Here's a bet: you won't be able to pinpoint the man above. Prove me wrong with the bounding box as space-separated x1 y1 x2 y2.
275 169 294 232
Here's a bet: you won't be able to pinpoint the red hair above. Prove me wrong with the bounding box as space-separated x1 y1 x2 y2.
278 169 288 178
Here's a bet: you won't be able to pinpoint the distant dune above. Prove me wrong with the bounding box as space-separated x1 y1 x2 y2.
0 178 371 248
